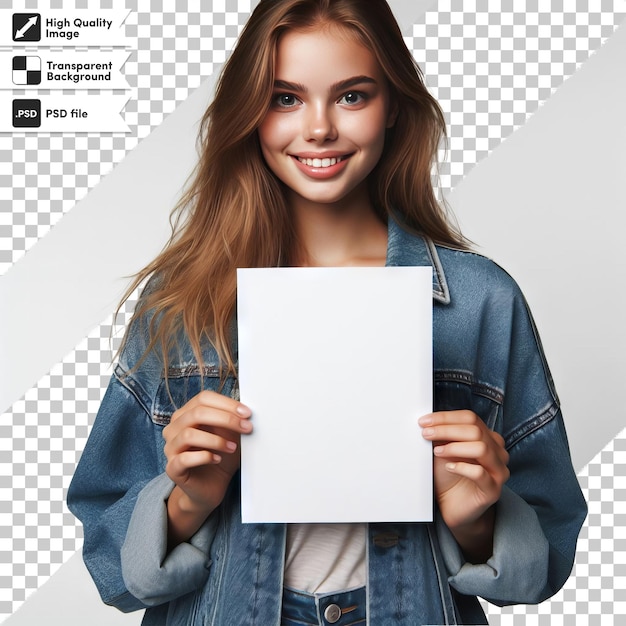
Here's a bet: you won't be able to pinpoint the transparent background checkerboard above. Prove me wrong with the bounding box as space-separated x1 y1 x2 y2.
0 0 624 623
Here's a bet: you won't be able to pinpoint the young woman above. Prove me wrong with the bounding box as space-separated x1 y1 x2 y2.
68 1 587 624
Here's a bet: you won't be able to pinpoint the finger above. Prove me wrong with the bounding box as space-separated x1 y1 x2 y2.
164 427 238 458
181 404 253 433
443 460 491 484
166 450 223 481
419 410 480 427
164 404 252 441
420 411 508 460
489 430 506 447
434 441 509 481
442 462 505 504
434 440 489 461
490 432 509 466
421 423 484 443
476 429 509 465
171 390 251 423
423 424 509 469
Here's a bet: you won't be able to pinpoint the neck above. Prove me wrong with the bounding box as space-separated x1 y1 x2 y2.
288 186 388 268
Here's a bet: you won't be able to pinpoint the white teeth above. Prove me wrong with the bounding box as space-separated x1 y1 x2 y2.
297 156 340 168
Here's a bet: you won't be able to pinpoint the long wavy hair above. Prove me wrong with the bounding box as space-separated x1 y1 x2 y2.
119 0 467 379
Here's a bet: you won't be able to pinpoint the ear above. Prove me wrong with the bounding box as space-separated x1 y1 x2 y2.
386 100 399 128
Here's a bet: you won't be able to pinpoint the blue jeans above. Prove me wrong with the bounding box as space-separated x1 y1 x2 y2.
281 586 367 626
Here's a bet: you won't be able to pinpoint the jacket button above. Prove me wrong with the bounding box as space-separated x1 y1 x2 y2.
324 603 342 623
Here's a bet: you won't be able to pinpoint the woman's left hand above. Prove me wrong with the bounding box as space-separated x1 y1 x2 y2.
419 410 510 562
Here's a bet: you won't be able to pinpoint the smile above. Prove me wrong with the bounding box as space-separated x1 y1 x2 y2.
296 156 345 168
291 154 352 179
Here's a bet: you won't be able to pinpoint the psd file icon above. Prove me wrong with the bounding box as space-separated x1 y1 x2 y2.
13 99 41 128
13 14 41 42
13 56 42 86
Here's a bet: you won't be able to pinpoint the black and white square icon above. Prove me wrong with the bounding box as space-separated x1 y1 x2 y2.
13 99 41 128
12 56 42 86
12 14 41 42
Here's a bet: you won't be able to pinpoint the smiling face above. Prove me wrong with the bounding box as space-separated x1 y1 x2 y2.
258 25 395 213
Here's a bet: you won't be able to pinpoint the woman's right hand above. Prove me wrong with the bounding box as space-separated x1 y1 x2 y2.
162 390 253 546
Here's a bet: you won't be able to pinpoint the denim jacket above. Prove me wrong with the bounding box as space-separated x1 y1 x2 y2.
67 218 587 625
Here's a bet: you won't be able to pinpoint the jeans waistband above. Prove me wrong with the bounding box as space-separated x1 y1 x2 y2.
281 586 366 626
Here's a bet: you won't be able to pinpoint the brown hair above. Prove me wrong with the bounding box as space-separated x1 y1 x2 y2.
119 0 467 378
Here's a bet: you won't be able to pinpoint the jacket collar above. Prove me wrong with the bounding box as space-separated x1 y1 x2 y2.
385 217 451 305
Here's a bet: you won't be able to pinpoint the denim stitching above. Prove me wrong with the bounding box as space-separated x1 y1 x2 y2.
426 239 451 304
426 523 457 625
503 401 560 450
151 366 225 425
113 363 151 416
434 369 504 404
166 364 222 378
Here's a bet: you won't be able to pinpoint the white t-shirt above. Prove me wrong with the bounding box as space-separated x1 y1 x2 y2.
284 523 366 593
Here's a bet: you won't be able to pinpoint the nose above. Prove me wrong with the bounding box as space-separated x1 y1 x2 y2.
304 102 337 142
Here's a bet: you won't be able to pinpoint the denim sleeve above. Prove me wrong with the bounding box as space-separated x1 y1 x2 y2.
120 472 217 606
66 372 161 612
67 315 222 612
436 408 586 606
435 485 550 604
436 285 587 606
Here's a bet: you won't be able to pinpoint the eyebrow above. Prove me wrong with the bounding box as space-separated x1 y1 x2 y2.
273 75 378 93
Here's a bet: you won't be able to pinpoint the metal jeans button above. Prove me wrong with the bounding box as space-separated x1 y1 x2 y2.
324 603 342 623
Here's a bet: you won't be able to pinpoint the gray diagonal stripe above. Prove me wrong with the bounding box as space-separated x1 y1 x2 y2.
0 75 217 416
451 22 626 471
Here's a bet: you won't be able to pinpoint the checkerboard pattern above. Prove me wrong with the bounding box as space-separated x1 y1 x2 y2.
481 433 626 625
11 55 41 85
0 0 625 623
0 0 252 619
406 0 626 194
0 294 136 616
1 0 250 274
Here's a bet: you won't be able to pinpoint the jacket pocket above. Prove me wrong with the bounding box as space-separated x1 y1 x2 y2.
434 369 501 431
152 364 237 426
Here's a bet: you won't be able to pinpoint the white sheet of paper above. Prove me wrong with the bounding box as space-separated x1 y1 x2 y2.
237 266 433 523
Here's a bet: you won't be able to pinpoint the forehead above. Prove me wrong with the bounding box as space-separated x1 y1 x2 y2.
274 26 384 84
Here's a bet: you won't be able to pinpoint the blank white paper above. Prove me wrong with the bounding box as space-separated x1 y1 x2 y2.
237 266 433 523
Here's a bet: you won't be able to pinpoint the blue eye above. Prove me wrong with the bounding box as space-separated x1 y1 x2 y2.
338 91 366 105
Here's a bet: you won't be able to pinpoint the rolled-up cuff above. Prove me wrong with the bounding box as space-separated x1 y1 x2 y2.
121 472 217 606
436 485 549 605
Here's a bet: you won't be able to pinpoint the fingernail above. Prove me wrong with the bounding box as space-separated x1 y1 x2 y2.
446 462 456 471
419 416 433 426
434 445 445 455
236 404 251 416
240 419 252 431
226 441 237 452
422 427 434 437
